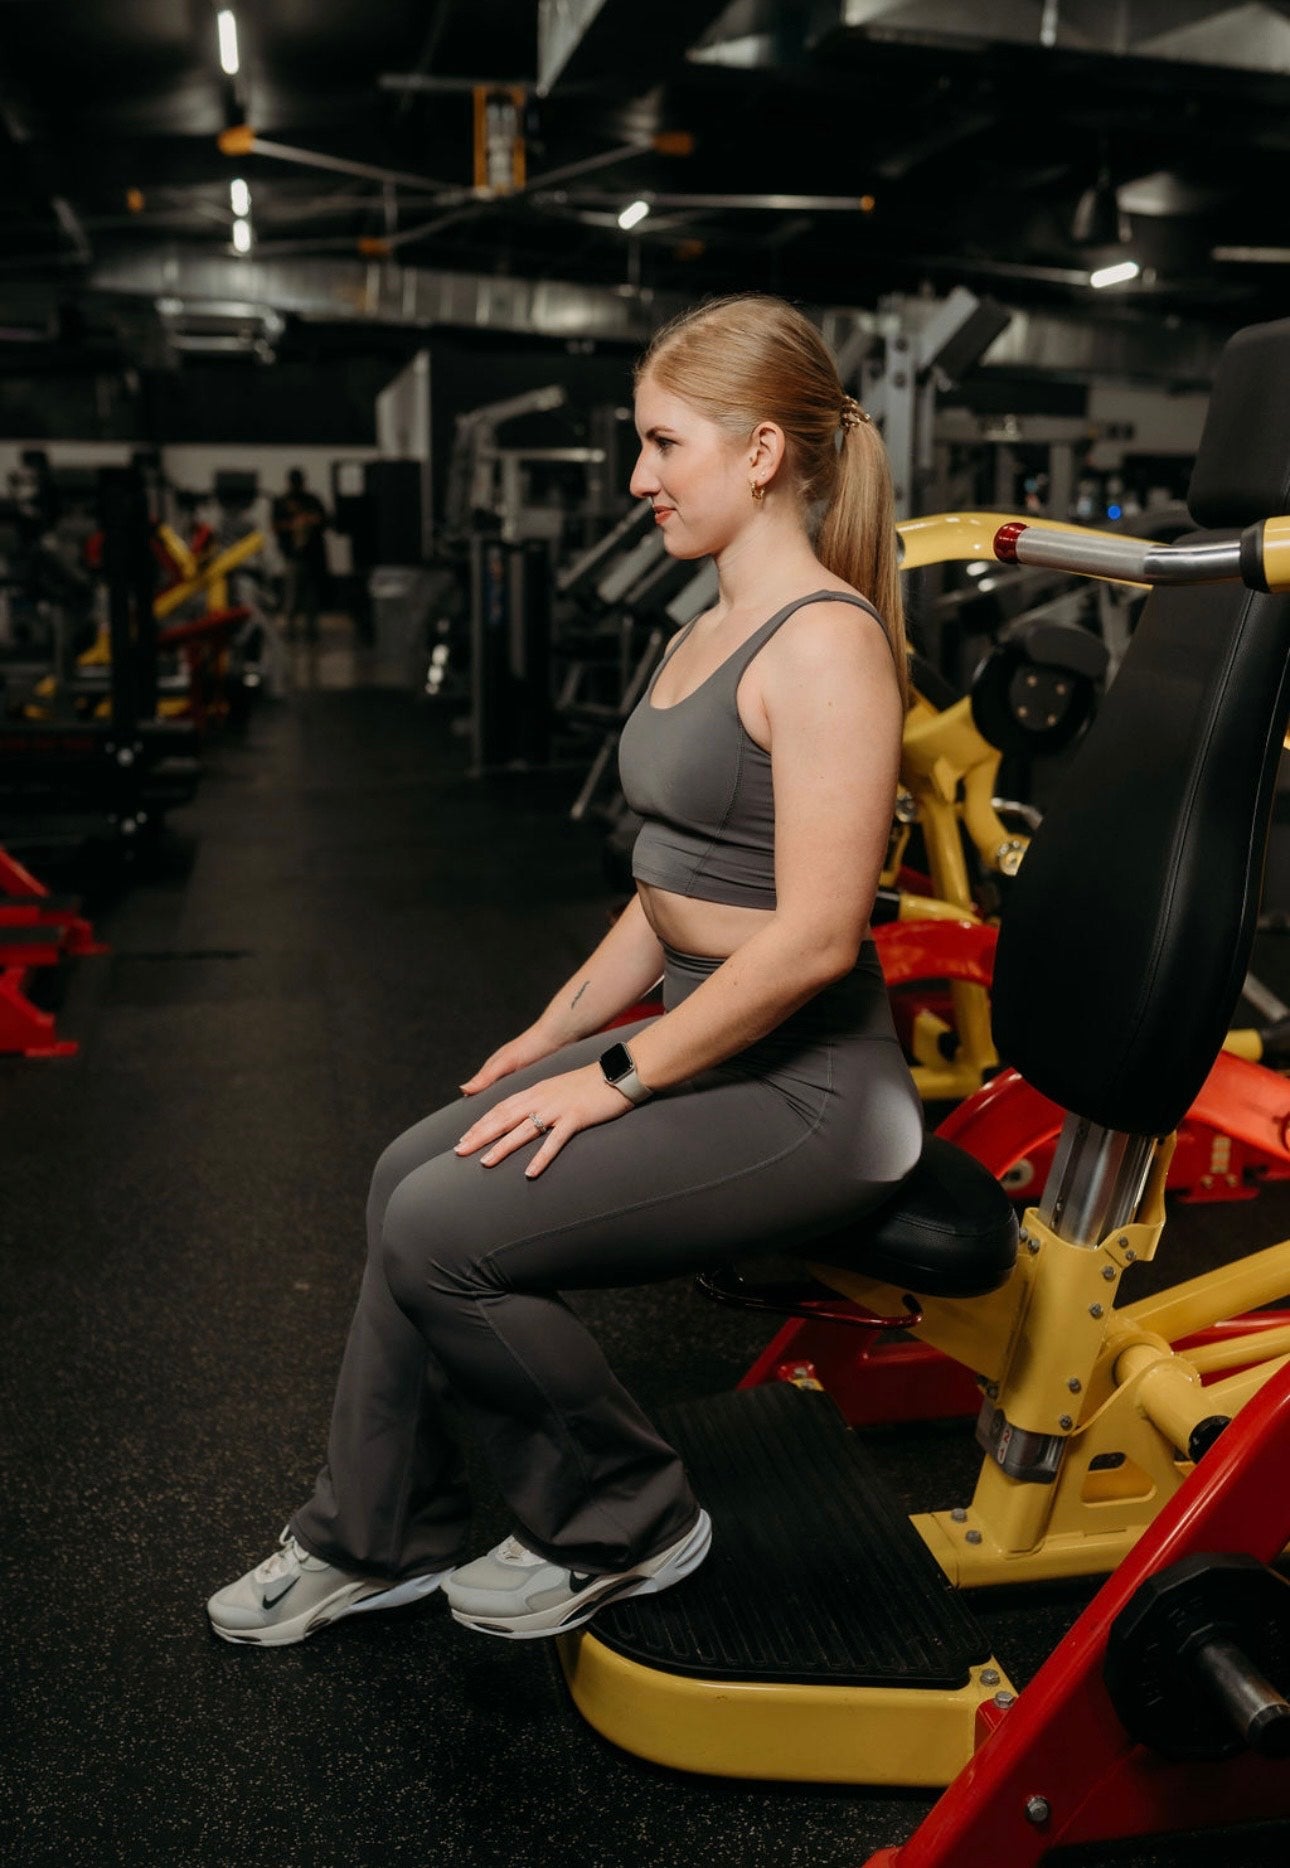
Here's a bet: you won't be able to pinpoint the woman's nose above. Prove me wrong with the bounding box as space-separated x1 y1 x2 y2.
629 451 656 499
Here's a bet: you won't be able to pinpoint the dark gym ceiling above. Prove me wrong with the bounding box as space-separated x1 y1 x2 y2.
3 0 1290 374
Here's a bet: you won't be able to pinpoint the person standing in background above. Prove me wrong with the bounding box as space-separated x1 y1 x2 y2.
272 468 329 642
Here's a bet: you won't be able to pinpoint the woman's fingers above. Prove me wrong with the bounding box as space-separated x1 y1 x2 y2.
455 1093 537 1157
523 1126 566 1179
458 1052 511 1095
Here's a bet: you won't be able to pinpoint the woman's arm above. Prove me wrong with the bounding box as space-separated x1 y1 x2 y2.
532 892 665 1046
459 892 664 1094
627 602 903 1092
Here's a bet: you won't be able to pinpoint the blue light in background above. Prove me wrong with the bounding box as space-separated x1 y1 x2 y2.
1106 502 1123 520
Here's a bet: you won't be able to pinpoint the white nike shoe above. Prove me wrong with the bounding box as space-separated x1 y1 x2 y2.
444 1509 712 1641
207 1526 450 1647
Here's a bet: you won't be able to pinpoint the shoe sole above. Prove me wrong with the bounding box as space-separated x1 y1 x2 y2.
209 1567 450 1647
448 1509 712 1642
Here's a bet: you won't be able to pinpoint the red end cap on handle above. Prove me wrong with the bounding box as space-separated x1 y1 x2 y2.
994 521 1028 563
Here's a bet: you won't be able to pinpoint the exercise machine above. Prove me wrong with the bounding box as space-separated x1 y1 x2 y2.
0 464 200 857
559 317 1290 1857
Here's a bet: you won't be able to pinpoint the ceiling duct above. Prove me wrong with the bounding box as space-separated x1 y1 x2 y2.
537 0 736 93
807 0 1290 75
85 252 1230 387
90 252 685 345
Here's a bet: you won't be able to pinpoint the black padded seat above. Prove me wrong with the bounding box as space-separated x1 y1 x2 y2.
808 1137 1019 1298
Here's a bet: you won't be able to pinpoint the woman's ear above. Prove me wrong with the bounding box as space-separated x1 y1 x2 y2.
748 421 787 485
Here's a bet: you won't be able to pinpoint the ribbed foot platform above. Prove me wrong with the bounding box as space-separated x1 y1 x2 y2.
594 1382 990 1689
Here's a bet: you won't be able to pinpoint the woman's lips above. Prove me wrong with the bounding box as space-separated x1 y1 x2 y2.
653 507 675 523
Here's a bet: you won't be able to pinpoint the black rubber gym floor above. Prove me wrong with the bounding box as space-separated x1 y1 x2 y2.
3 628 1288 1867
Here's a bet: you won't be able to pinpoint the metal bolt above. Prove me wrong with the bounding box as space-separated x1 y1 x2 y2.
950 1507 968 1523
1102 1265 1117 1282
1067 1378 1082 1393
986 1382 999 1399
1059 1414 1073 1430
994 1691 1016 1708
1026 1237 1041 1255
965 1529 983 1545
1089 1302 1104 1319
1025 1796 1051 1826
1117 1235 1129 1248
1124 1247 1137 1262
980 1668 1000 1686
1018 1229 1030 1246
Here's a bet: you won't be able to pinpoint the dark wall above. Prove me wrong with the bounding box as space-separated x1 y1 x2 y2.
0 354 408 445
0 331 641 469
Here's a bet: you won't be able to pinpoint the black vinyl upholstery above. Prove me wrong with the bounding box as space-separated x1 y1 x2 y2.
992 319 1290 1136
1188 317 1290 529
812 1137 1018 1297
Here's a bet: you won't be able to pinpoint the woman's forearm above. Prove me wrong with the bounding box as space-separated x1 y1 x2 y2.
626 919 852 1092
533 893 665 1046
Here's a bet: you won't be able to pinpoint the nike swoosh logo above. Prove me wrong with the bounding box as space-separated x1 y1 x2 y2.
262 1578 298 1610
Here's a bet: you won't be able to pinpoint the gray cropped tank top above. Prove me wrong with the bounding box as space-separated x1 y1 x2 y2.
617 589 886 909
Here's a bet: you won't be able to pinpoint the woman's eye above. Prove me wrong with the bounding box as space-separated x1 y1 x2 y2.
656 438 673 452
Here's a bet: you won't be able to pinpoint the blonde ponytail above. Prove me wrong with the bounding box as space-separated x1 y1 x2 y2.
816 418 908 708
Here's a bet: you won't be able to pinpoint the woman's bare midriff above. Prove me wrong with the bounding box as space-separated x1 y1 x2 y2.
636 880 775 960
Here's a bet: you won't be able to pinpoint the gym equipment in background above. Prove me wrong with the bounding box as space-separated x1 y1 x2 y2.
0 463 200 862
0 840 106 1057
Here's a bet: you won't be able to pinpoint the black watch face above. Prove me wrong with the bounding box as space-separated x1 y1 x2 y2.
600 1043 632 1082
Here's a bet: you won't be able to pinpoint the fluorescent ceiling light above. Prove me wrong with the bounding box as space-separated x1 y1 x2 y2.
617 199 650 231
217 10 240 77
230 178 250 217
231 218 252 254
1089 258 1141 289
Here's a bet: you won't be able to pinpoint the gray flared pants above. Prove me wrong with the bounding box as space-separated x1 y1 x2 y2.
291 944 923 1579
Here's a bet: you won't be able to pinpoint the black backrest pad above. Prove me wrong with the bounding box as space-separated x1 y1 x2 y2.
1188 318 1290 528
992 319 1290 1136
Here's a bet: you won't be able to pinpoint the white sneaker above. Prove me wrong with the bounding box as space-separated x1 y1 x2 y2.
444 1510 712 1641
207 1527 450 1647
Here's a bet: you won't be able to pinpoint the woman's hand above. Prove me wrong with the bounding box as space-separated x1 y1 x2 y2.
458 1024 563 1097
453 1064 634 1179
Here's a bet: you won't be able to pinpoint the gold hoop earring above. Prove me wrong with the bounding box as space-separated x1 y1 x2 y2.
750 481 765 503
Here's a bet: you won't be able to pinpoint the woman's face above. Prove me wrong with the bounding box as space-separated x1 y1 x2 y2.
629 374 753 559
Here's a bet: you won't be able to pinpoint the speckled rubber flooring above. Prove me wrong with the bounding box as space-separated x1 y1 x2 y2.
3 628 1289 1867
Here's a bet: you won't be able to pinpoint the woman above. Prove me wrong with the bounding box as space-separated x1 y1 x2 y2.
208 294 924 1648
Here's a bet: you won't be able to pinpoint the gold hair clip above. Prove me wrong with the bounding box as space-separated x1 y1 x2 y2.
839 395 871 431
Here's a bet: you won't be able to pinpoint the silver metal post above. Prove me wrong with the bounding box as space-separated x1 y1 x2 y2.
1037 1113 1156 1246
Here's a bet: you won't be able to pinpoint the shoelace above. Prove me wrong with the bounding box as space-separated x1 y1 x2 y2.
253 1530 311 1585
495 1534 545 1567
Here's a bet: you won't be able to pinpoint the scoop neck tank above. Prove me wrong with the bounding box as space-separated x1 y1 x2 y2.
617 588 887 910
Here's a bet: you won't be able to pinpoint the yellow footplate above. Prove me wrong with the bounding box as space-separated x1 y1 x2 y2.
556 1383 1013 1787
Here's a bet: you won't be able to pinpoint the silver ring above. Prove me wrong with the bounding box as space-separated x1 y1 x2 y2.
530 1113 551 1135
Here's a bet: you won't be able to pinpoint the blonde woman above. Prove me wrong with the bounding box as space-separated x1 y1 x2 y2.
208 294 923 1647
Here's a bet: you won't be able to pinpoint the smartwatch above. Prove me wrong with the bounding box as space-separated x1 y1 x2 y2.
598 1041 653 1106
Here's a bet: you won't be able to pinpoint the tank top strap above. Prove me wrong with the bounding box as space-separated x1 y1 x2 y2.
723 589 885 689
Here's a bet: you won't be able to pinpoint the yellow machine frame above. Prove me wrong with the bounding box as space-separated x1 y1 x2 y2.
26 528 265 723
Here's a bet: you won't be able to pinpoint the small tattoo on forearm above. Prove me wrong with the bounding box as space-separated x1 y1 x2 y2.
570 982 589 1011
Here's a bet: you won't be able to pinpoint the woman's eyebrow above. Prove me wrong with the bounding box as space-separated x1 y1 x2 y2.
641 425 677 441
